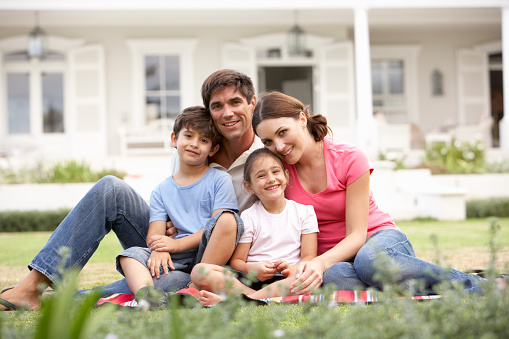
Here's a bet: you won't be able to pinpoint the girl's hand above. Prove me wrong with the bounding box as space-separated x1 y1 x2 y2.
274 259 290 277
289 259 324 295
147 251 174 278
246 262 277 282
148 235 178 253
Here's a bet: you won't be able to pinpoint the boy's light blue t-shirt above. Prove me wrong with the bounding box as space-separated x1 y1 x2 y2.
149 168 239 239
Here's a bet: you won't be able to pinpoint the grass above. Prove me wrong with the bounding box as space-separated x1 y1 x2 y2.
1 218 509 338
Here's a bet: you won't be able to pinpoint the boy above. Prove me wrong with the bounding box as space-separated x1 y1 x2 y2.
117 106 241 299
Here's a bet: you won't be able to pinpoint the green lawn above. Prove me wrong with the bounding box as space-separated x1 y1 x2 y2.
1 218 509 338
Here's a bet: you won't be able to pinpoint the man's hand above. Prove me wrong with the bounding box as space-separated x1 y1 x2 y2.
246 262 277 282
165 221 178 238
147 235 179 253
274 259 290 277
147 251 174 279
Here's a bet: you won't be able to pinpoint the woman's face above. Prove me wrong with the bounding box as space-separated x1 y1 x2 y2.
255 114 308 165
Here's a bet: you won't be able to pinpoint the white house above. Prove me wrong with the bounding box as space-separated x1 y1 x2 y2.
0 0 507 164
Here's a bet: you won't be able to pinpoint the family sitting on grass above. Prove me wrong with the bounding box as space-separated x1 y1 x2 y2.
1 69 505 312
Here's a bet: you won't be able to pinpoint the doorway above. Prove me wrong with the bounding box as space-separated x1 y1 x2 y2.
258 66 314 110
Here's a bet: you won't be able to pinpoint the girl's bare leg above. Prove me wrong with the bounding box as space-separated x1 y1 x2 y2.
191 263 255 296
248 276 295 300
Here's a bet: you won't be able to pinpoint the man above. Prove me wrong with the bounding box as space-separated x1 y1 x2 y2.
0 69 262 311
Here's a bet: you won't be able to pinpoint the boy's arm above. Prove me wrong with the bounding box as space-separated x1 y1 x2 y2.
151 208 230 253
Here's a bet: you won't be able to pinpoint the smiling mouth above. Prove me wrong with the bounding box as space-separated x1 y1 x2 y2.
265 184 280 191
281 146 293 157
223 121 238 127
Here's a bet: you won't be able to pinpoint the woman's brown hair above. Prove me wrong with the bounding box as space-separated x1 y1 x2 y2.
252 91 331 142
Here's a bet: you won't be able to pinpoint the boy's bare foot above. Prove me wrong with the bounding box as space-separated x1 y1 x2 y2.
198 290 224 307
496 276 508 290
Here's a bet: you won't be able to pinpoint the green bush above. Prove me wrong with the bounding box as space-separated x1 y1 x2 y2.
423 139 486 174
0 209 70 232
0 160 126 184
467 198 509 218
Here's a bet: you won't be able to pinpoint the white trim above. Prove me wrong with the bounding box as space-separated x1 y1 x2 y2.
0 35 84 54
126 38 197 128
371 44 421 124
0 0 506 10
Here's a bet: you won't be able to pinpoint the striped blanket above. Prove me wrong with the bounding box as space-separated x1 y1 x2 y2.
96 288 441 308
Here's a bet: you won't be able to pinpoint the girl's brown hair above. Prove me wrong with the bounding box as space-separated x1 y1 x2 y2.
252 91 331 142
243 148 286 183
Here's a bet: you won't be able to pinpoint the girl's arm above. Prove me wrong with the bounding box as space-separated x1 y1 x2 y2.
229 243 251 273
290 170 370 294
230 242 277 281
277 233 317 277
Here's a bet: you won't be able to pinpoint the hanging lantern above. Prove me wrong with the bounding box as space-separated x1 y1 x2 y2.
27 12 48 59
288 11 306 57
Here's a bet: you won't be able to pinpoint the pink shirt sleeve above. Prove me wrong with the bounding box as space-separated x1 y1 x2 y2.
338 145 373 187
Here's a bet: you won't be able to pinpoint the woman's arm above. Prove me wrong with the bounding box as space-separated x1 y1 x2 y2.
290 170 370 294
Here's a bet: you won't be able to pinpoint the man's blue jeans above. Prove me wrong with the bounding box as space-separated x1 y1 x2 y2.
28 176 241 296
322 229 485 294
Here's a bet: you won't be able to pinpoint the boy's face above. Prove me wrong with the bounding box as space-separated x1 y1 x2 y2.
171 127 219 166
208 85 256 142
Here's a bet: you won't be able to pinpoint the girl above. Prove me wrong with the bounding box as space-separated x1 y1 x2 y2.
191 148 319 306
252 91 493 296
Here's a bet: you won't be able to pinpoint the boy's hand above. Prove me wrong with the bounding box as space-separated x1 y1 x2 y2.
246 262 277 282
147 251 174 279
274 259 290 277
148 235 178 253
165 221 178 239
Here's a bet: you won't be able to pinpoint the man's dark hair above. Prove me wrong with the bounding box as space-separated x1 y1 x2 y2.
201 69 255 110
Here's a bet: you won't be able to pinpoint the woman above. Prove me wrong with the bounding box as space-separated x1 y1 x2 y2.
252 91 488 296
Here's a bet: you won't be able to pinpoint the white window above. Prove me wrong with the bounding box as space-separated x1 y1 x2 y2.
371 45 421 124
5 52 66 135
127 39 197 127
371 59 406 122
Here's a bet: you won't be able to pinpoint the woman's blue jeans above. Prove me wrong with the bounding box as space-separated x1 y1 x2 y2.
322 229 485 294
28 176 189 296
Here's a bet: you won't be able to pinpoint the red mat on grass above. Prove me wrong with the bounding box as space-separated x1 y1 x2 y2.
96 287 440 308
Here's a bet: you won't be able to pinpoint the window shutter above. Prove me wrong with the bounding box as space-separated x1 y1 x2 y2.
456 48 489 125
221 43 257 91
318 42 356 142
68 44 107 158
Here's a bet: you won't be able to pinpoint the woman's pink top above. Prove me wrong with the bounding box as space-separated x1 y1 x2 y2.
284 138 399 255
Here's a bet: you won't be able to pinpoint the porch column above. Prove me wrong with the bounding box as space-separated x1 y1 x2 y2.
501 7 509 150
354 7 377 156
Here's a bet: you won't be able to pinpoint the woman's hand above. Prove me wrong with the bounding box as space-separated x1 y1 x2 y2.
274 259 290 277
147 251 174 278
289 259 324 295
147 235 178 253
246 262 277 282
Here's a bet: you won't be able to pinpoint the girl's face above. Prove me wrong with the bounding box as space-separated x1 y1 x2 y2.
244 155 288 203
255 114 308 165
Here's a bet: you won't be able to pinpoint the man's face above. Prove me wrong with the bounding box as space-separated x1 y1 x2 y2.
208 85 255 142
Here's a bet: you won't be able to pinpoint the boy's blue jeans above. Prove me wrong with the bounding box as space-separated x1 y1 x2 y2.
322 229 485 294
28 175 243 296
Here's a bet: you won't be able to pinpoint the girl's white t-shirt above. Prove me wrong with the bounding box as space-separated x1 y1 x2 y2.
239 199 319 266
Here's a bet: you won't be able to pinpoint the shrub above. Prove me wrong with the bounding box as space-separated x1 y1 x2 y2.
423 139 485 174
0 209 70 232
0 160 126 184
466 198 509 218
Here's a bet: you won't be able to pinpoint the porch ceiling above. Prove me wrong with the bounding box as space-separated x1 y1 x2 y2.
0 8 501 28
